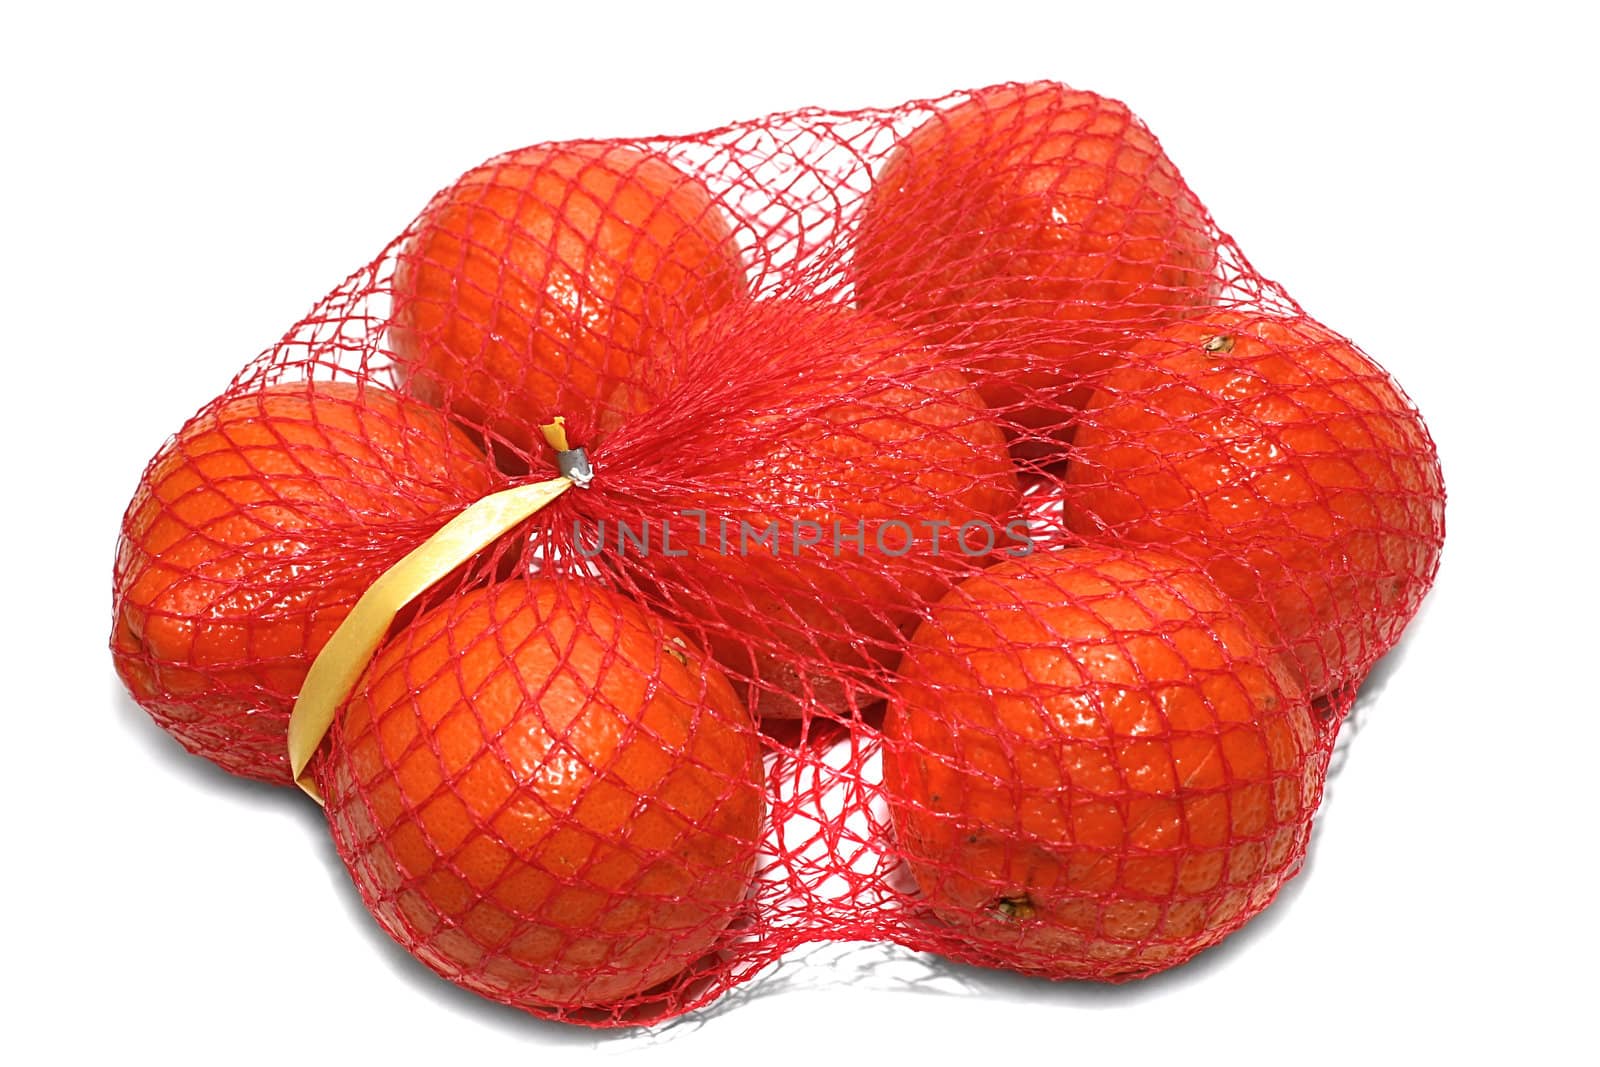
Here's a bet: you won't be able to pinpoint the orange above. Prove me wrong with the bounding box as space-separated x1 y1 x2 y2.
1063 311 1445 694
391 142 748 466
641 300 1021 719
884 547 1322 979
852 81 1219 445
317 578 764 1013
111 381 492 783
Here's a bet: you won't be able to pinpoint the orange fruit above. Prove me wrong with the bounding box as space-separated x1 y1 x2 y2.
884 547 1322 980
391 142 748 465
318 578 764 1013
852 81 1219 443
642 300 1021 719
111 381 492 784
1063 311 1445 694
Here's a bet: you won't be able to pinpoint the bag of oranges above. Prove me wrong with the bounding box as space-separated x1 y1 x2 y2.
110 80 1444 1025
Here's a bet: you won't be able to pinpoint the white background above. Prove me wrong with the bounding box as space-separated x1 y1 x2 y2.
4 1 1593 1063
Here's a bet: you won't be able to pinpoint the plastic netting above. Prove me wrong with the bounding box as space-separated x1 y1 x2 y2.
111 80 1444 1025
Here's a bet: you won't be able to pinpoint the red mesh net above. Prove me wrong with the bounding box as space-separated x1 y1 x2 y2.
110 80 1445 1025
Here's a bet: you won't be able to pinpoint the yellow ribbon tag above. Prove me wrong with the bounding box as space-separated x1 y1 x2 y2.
540 416 572 452
287 475 573 801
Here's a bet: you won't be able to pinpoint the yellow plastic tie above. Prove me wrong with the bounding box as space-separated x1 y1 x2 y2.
286 418 584 802
540 415 593 487
540 416 571 452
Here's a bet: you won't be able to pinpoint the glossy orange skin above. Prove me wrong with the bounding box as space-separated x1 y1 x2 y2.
646 301 1021 719
391 143 748 461
884 548 1321 979
111 382 492 784
1063 311 1445 694
853 82 1219 440
319 579 764 1011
